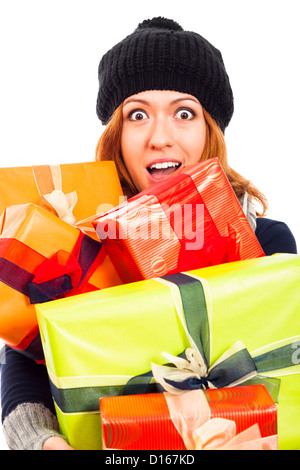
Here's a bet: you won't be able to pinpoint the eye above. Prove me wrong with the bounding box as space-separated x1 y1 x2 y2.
128 109 148 121
175 108 195 120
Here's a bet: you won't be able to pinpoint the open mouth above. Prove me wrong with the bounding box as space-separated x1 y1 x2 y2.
146 161 182 180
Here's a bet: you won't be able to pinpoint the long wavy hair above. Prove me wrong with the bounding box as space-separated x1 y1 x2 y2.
95 103 268 216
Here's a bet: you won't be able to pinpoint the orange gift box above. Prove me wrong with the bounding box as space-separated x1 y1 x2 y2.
94 158 265 283
100 385 278 450
0 203 122 362
0 161 124 227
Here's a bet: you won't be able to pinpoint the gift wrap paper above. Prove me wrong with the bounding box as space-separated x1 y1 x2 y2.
36 254 300 450
94 158 264 283
0 204 122 361
0 161 124 224
100 386 277 450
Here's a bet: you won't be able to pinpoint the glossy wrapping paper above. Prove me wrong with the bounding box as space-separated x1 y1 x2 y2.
94 158 265 283
36 254 300 450
0 203 122 362
0 160 124 360
0 161 124 227
100 386 278 450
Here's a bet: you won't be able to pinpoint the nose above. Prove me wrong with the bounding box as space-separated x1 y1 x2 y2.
148 115 174 150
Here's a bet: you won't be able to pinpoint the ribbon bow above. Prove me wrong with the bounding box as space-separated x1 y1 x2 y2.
38 189 78 226
185 416 276 450
192 419 263 450
164 389 278 450
27 249 83 304
150 273 258 393
27 229 103 304
174 223 242 275
152 340 258 394
38 190 110 236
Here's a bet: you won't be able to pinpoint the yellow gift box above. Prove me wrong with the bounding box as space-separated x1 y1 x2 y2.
36 254 300 450
0 161 124 225
0 203 122 361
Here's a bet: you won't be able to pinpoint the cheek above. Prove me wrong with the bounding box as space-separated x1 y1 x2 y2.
121 125 143 164
121 131 144 190
121 130 135 171
196 130 206 158
183 126 206 162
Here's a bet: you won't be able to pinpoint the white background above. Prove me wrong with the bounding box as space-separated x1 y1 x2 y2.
0 0 299 450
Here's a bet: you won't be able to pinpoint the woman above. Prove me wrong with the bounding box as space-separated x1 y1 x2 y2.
1 17 297 451
94 17 296 254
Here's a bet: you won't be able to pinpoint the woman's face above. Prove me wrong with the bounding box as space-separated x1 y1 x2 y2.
121 90 206 192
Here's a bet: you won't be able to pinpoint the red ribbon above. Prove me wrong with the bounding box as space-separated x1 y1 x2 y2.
27 230 103 303
172 222 242 274
27 249 83 303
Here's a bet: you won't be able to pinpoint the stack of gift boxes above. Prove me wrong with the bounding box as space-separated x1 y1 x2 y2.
0 162 123 361
1 158 300 450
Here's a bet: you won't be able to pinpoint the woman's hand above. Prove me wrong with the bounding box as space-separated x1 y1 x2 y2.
43 436 74 450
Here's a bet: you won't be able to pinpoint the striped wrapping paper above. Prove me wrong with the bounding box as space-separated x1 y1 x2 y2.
93 158 265 283
100 386 277 450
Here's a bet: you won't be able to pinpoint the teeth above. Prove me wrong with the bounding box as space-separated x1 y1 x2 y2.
149 162 180 170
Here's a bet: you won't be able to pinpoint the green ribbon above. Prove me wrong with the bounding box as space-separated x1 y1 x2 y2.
49 272 299 413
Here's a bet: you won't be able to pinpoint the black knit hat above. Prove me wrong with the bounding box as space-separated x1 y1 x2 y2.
96 17 234 132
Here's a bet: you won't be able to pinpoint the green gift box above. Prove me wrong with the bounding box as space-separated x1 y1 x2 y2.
36 253 300 450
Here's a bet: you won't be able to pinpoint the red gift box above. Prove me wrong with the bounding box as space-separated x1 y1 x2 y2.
94 159 265 283
100 385 277 450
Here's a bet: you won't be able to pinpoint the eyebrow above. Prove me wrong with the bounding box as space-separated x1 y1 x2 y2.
123 96 200 107
170 97 200 105
123 98 149 106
